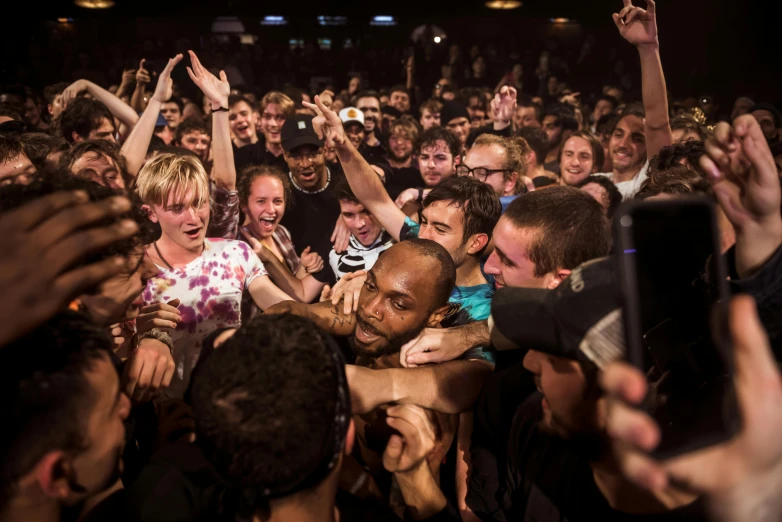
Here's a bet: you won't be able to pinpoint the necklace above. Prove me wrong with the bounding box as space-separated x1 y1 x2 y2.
153 240 204 271
289 167 331 195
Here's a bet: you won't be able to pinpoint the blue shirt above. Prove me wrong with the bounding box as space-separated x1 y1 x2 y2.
500 195 518 214
400 217 495 363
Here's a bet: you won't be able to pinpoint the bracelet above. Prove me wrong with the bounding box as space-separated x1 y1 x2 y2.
348 471 369 495
212 106 229 113
138 328 175 356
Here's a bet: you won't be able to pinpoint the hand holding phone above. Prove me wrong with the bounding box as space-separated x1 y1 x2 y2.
614 197 739 459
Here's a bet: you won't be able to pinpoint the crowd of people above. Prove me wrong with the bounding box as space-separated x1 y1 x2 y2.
2 1 782 521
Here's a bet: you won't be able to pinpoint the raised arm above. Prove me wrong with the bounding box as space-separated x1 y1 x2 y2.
130 60 150 114
120 54 183 177
60 79 140 140
186 50 235 191
304 96 407 241
348 359 494 415
614 0 672 159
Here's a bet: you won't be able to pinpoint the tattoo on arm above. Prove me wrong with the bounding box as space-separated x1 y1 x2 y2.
329 305 355 330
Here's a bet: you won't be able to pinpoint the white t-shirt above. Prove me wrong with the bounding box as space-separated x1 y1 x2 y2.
595 160 650 200
329 231 395 280
142 238 266 397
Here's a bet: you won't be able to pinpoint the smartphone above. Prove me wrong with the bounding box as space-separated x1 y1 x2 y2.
614 197 739 460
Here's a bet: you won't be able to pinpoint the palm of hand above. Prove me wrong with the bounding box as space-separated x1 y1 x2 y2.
199 74 230 103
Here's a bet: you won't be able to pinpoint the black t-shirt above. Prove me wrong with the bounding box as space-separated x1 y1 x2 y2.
232 138 289 179
464 388 708 522
279 166 344 286
385 166 423 201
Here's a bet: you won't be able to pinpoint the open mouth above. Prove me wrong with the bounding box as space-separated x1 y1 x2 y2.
259 216 276 232
184 227 202 240
298 171 316 182
355 318 383 344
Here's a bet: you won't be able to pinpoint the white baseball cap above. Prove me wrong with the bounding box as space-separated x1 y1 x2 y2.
339 107 365 126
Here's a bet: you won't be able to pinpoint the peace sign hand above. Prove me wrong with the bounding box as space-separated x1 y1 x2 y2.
303 95 347 149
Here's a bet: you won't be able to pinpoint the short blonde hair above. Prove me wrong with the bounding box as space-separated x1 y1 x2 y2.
389 115 420 143
135 153 210 208
260 91 295 118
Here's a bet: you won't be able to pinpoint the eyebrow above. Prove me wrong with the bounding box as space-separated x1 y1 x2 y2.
368 270 415 302
494 245 517 267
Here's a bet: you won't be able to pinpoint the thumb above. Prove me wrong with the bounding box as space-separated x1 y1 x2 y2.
167 298 181 308
220 70 228 83
302 246 311 256
407 350 440 366
383 434 404 470
139 58 146 69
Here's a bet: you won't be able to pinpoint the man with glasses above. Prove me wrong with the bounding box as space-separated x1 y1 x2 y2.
458 134 525 212
279 114 343 285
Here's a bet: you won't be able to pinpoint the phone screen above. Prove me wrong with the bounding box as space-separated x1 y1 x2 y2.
616 198 738 459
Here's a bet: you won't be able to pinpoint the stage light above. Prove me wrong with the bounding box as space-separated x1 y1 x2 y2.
261 15 288 26
434 36 442 43
370 15 397 26
551 18 571 23
74 0 114 8
57 17 74 23
318 16 348 26
485 0 522 9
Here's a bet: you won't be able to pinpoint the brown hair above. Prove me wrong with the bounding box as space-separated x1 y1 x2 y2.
237 164 292 208
504 186 611 276
419 99 443 117
636 165 714 200
259 91 295 119
557 130 605 173
472 134 526 180
388 115 421 143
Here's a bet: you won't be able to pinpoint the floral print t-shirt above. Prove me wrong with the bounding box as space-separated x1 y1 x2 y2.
142 238 266 397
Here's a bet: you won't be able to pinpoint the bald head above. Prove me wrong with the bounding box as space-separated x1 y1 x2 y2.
374 239 456 311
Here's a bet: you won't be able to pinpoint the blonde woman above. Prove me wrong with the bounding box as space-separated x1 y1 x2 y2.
137 153 292 396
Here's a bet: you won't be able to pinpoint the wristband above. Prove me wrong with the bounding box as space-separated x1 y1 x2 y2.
212 106 229 113
348 471 369 495
138 328 175 356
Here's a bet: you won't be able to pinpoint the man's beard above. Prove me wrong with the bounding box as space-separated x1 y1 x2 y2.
390 150 411 163
350 315 426 360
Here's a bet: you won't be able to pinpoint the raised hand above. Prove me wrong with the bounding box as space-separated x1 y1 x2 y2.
60 79 88 108
601 296 782 518
491 86 517 125
0 192 138 347
303 95 347 148
151 54 183 104
613 0 658 48
136 59 151 86
318 89 335 109
299 246 324 274
383 404 438 474
699 115 782 277
186 50 229 110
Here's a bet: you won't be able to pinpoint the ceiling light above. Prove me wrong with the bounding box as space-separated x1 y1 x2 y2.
212 17 246 33
318 16 348 26
551 17 571 23
261 15 287 26
370 15 397 26
485 0 522 9
74 0 115 8
434 36 442 43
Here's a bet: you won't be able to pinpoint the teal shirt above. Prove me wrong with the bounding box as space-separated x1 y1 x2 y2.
400 217 496 363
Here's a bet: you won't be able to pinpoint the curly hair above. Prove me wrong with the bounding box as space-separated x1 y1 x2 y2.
413 126 461 158
58 139 130 187
189 314 348 510
649 140 706 174
636 165 714 200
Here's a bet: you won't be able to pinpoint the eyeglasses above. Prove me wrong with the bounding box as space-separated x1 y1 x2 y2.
288 150 322 162
456 165 511 182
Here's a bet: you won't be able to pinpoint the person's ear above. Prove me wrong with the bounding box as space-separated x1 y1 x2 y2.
142 204 159 224
453 154 461 166
526 150 536 166
426 304 451 327
466 233 489 256
33 452 72 501
48 104 54 116
72 132 84 143
345 419 356 455
546 268 572 289
504 171 519 195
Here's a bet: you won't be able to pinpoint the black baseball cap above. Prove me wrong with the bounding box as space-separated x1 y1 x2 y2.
281 114 324 153
489 257 624 369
